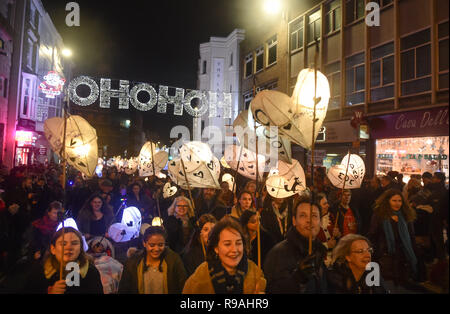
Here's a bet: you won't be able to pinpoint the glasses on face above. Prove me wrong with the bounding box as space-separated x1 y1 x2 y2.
351 247 374 254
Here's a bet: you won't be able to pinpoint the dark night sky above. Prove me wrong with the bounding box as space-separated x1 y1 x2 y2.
40 0 266 143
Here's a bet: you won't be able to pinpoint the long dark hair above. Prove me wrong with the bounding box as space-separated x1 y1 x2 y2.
183 214 217 254
206 216 248 263
142 226 168 272
45 227 88 272
79 193 112 220
374 189 416 222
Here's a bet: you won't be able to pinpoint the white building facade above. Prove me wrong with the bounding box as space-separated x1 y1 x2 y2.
195 29 245 151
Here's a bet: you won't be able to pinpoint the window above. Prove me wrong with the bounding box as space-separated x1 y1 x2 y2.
256 81 278 93
325 61 341 109
372 0 393 8
23 78 31 116
325 0 341 35
244 92 253 110
230 52 233 67
308 10 321 44
438 21 449 90
290 18 304 52
400 28 432 95
255 47 264 73
266 36 277 66
244 53 253 78
345 0 365 25
202 60 207 74
345 52 365 106
370 42 394 101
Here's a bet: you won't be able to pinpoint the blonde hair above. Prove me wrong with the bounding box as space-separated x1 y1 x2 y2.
167 196 195 218
331 234 371 265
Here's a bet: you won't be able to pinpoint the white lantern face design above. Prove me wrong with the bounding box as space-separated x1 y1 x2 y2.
108 222 135 243
163 182 178 198
138 142 169 176
168 142 220 190
44 117 64 153
233 109 292 163
224 145 266 180
289 68 330 149
179 141 213 173
266 158 306 198
327 154 366 189
221 173 235 192
250 90 294 127
62 116 99 177
120 206 142 240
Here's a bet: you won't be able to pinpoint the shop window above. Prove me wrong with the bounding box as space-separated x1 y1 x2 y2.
308 10 321 44
345 52 365 106
255 47 264 73
266 36 277 66
345 0 365 25
245 53 253 78
325 0 341 35
370 42 394 102
290 17 304 52
401 28 431 96
438 21 449 90
325 61 341 109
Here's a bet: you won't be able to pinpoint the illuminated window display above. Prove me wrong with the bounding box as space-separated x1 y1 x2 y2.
376 136 449 181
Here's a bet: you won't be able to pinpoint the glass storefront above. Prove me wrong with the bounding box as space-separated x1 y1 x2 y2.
376 136 449 182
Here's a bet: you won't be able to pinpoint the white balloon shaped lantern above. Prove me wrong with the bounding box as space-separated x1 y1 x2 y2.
138 142 169 177
327 154 366 189
266 159 307 198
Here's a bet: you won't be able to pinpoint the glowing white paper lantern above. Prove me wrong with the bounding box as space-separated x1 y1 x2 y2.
108 223 135 243
266 159 306 198
163 182 178 198
44 117 64 153
327 154 366 189
289 68 330 149
138 142 169 176
221 173 236 192
224 144 266 180
121 206 142 239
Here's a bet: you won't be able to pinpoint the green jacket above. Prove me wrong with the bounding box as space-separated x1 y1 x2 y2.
118 248 187 294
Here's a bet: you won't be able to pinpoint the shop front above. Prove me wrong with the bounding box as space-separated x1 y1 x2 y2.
368 106 449 182
14 118 39 167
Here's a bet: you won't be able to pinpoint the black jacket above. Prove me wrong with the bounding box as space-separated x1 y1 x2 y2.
193 194 227 221
260 201 293 244
327 262 388 294
182 241 205 276
263 227 328 294
164 215 196 254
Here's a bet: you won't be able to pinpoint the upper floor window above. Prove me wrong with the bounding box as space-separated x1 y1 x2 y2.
438 21 449 90
245 53 253 78
308 10 321 44
325 61 341 109
255 47 264 73
345 0 365 25
243 92 253 110
202 60 207 74
370 42 394 101
345 52 365 106
400 28 431 95
290 18 304 52
325 0 341 35
230 52 233 67
372 0 393 9
266 35 277 66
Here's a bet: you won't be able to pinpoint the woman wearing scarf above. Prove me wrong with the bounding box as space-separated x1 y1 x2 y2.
29 201 63 261
230 191 256 219
25 227 103 294
183 216 266 294
368 189 421 293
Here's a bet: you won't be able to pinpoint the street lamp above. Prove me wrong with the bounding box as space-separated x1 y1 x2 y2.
263 0 282 15
62 48 72 57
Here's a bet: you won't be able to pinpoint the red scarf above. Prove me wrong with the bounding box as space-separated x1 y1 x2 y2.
32 215 58 236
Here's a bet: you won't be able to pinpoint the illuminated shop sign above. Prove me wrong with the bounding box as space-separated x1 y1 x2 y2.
15 130 33 145
39 71 66 98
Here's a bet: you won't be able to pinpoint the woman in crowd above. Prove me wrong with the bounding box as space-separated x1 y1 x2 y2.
29 201 63 260
260 194 292 243
183 216 266 294
164 196 197 254
327 234 388 294
239 210 274 266
368 189 420 292
182 214 217 276
77 194 114 240
127 182 153 220
230 191 255 219
217 181 234 208
119 226 187 294
25 227 103 294
315 193 340 266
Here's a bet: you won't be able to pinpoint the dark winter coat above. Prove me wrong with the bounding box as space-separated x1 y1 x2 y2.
24 259 103 294
182 241 206 276
327 262 388 294
260 201 293 244
164 215 196 254
263 227 329 294
193 194 227 221
118 248 187 294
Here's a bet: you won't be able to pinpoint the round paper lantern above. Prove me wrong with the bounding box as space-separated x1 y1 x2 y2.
250 90 294 126
44 117 64 153
266 175 297 198
62 115 98 177
266 158 306 198
327 154 366 189
289 68 330 149
121 206 142 240
224 144 266 180
108 223 135 243
179 141 214 173
221 173 235 192
151 217 164 227
138 142 169 176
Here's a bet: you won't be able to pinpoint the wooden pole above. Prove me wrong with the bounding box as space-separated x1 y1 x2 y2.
257 211 261 269
179 149 196 219
333 149 352 236
150 142 162 219
229 145 244 207
59 219 65 280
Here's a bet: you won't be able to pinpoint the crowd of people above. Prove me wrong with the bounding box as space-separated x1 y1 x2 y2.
0 162 448 294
